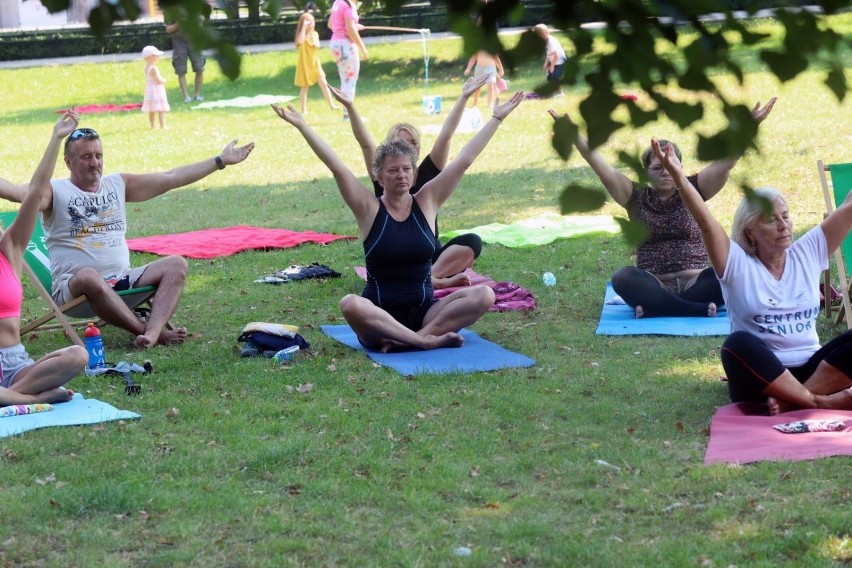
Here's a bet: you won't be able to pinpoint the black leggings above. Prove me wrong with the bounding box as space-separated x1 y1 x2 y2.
722 330 852 403
433 233 482 264
611 266 724 317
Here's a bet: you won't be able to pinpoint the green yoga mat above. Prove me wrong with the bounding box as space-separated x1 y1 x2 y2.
831 164 852 274
442 214 620 248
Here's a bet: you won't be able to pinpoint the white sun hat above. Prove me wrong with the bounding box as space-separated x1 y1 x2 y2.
141 45 164 58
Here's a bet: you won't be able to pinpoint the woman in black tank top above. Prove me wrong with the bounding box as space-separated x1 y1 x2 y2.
330 76 490 290
271 91 524 352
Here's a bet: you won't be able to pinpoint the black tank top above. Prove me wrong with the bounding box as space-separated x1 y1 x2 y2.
362 198 437 310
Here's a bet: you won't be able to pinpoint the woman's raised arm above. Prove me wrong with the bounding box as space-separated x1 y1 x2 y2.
2 110 79 270
271 104 376 236
418 91 523 214
822 190 852 255
428 74 490 170
653 138 730 276
329 86 377 181
548 109 634 207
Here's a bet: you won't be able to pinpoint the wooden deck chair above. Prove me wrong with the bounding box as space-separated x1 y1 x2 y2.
0 211 163 346
817 161 852 328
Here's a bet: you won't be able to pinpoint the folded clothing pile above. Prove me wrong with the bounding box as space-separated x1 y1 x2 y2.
255 263 341 284
238 322 311 357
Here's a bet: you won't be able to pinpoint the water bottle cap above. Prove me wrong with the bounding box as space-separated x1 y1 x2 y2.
83 322 101 337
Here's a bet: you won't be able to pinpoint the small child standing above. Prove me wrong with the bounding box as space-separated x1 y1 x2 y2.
463 50 504 107
534 24 567 96
141 46 170 129
294 12 338 114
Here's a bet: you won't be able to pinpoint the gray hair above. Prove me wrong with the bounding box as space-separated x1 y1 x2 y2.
371 138 418 179
731 186 786 257
641 139 682 169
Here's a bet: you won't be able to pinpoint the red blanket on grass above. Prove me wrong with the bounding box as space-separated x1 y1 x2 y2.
127 225 354 259
704 402 852 465
56 103 143 114
354 267 536 312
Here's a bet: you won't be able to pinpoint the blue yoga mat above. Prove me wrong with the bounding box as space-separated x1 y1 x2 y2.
321 324 535 375
0 393 141 438
595 283 730 336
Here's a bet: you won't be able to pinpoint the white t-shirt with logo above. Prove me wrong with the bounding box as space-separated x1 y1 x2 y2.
720 225 827 367
42 174 131 295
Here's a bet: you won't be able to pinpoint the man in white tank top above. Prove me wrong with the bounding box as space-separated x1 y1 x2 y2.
4 127 254 349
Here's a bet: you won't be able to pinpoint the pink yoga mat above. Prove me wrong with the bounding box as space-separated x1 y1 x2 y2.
704 403 852 465
56 103 143 114
127 225 353 259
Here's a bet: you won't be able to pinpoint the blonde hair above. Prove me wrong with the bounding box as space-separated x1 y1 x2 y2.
533 23 549 37
295 12 315 46
731 186 786 257
385 123 421 152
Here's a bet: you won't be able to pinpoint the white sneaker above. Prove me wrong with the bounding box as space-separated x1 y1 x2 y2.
184 96 192 103
194 95 204 102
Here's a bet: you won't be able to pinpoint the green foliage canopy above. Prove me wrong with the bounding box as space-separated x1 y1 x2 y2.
38 0 851 243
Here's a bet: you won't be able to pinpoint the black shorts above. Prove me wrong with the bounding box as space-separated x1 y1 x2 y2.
385 300 438 331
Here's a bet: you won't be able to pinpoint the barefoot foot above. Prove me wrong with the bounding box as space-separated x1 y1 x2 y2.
819 387 852 411
634 305 644 319
707 302 717 317
134 327 188 350
158 327 188 346
767 397 782 415
36 387 75 404
433 272 472 290
422 332 464 350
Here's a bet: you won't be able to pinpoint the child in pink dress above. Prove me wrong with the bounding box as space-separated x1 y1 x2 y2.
294 12 338 114
141 46 170 129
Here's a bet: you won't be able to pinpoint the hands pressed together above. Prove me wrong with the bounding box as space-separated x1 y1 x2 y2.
651 138 683 179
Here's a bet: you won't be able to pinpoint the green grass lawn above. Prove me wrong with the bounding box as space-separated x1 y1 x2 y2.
0 15 851 566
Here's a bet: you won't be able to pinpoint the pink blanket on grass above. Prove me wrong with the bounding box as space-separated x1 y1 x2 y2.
127 225 354 259
354 267 536 312
704 402 852 465
56 103 143 114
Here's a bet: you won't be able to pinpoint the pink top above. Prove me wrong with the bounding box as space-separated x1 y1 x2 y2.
0 251 22 319
329 0 357 40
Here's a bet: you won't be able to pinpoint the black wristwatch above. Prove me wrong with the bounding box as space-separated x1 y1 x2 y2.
214 155 225 170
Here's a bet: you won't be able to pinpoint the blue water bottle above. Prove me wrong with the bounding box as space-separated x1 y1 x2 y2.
83 322 106 369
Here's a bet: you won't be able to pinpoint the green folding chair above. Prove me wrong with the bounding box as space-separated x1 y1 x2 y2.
818 161 852 328
0 211 163 345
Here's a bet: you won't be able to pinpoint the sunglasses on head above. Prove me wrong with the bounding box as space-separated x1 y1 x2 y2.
64 128 99 153
69 128 98 141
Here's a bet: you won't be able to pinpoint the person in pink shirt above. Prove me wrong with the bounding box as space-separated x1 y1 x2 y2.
328 0 367 120
0 110 87 407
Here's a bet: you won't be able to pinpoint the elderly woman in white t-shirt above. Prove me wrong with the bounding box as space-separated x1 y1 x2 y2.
651 138 852 414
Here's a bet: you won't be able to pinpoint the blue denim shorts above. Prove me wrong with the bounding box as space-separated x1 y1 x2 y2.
0 343 34 387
